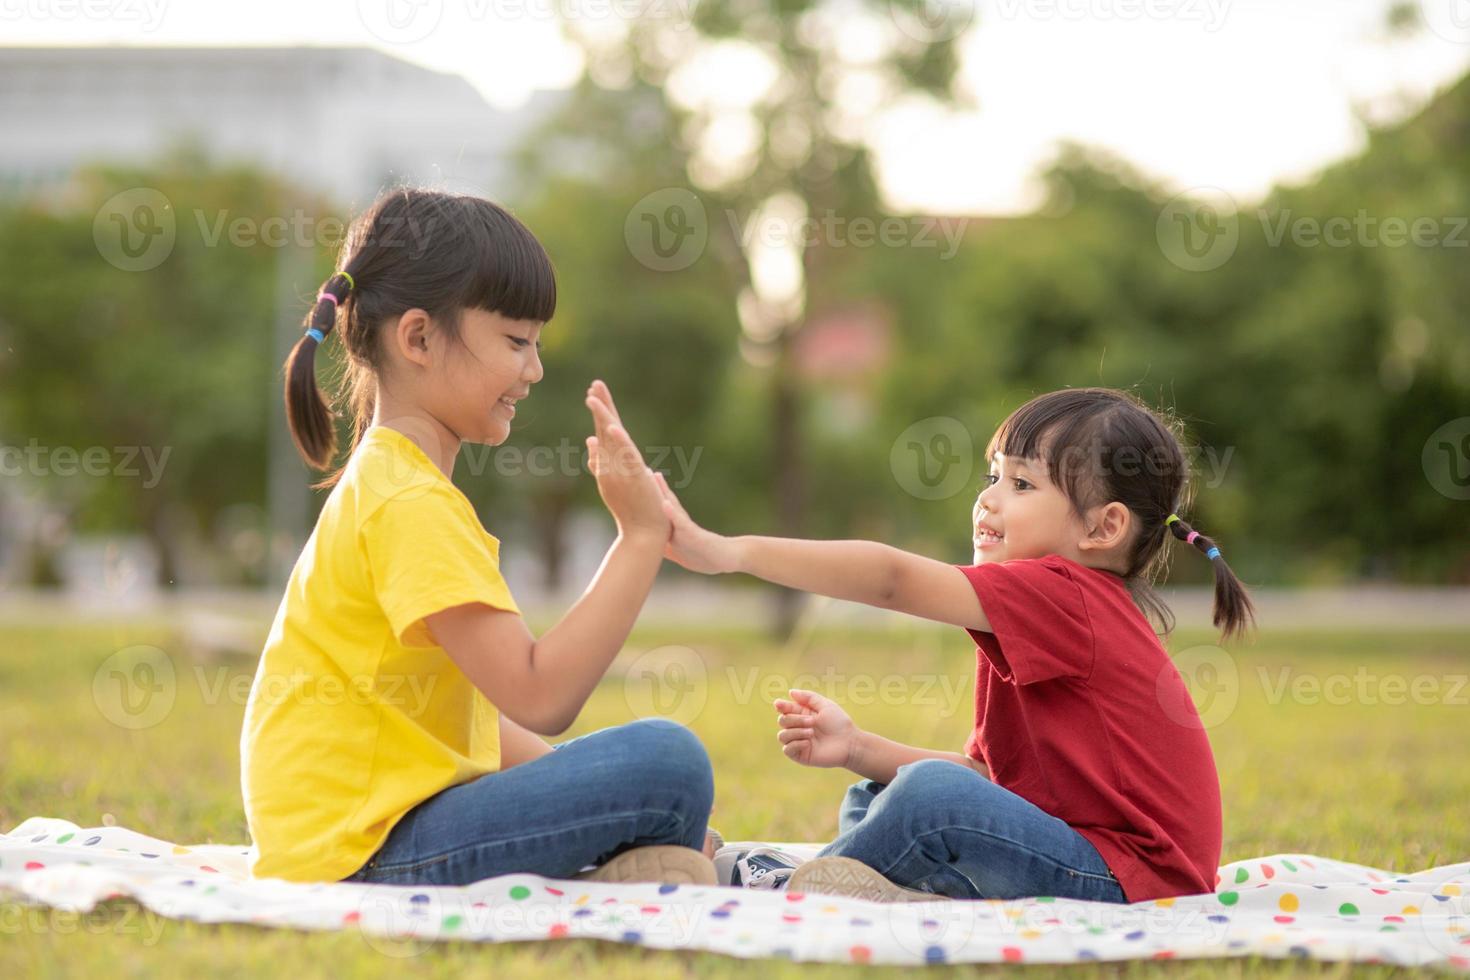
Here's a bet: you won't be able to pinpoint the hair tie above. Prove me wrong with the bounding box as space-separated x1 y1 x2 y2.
1165 513 1181 526
1185 530 1200 545
1205 546 1221 560
317 291 339 307
305 328 326 344
339 271 355 291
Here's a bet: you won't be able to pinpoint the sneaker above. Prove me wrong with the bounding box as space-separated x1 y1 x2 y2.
574 845 717 886
717 845 804 889
786 856 951 903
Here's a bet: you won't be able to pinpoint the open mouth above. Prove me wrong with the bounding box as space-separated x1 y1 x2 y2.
975 530 1004 548
495 396 519 416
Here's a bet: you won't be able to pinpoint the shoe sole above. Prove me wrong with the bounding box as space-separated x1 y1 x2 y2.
787 856 950 903
575 845 717 886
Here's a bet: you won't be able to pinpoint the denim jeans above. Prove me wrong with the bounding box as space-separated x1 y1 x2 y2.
339 718 714 886
818 758 1129 903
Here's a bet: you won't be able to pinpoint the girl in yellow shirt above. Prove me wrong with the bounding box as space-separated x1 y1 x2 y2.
240 187 715 887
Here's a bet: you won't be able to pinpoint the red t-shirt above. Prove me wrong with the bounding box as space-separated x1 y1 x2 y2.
955 554 1222 903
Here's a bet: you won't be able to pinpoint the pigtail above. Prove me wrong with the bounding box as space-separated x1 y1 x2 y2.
1166 514 1257 643
283 271 355 471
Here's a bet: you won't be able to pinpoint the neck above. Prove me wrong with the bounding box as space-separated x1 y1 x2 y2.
369 392 460 480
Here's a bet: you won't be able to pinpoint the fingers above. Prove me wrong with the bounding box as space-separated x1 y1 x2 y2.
590 379 626 428
777 727 810 745
773 698 809 716
789 688 826 709
777 712 813 730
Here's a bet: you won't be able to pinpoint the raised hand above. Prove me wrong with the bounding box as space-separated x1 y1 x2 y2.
774 689 859 769
651 471 738 574
584 380 668 543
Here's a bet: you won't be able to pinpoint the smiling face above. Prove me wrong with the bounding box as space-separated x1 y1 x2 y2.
428 308 545 447
972 451 1088 565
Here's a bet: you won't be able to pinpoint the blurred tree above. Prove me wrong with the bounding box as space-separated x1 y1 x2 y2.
534 0 971 633
0 150 336 587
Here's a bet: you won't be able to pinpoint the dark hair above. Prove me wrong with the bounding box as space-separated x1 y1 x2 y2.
283 187 556 490
985 387 1256 643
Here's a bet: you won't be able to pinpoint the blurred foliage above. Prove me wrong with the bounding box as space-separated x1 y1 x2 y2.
0 60 1467 592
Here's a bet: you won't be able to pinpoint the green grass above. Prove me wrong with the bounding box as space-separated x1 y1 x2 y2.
2 616 1467 978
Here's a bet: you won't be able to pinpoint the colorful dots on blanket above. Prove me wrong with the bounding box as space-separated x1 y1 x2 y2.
1279 893 1300 912
1339 902 1360 915
848 944 871 964
1218 891 1239 906
509 885 531 900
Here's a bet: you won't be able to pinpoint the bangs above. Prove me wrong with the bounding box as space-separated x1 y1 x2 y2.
986 389 1120 507
449 194 558 324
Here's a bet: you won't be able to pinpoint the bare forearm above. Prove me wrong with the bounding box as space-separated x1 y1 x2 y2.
529 532 664 727
847 729 990 785
730 536 906 608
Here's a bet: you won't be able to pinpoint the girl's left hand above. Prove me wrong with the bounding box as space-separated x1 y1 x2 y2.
651 472 738 575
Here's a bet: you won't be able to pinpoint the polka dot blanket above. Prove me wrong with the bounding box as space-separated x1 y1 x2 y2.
2 817 1467 970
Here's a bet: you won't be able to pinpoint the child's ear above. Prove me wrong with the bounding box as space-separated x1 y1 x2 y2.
391 308 434 367
1077 501 1131 554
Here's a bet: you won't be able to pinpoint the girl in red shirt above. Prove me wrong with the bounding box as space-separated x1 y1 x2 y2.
654 387 1255 904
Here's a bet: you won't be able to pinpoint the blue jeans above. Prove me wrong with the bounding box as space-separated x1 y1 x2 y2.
340 718 714 886
818 759 1129 903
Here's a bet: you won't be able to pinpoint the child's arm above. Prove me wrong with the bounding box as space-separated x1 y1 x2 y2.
425 382 668 736
777 690 989 785
653 474 991 633
499 715 554 769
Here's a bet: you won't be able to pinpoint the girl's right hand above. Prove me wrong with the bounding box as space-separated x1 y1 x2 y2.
585 380 669 543
775 689 859 769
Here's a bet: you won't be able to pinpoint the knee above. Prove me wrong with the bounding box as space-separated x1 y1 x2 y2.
617 719 713 800
886 758 979 804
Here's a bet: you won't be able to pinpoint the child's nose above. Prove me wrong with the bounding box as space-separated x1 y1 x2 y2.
524 348 544 383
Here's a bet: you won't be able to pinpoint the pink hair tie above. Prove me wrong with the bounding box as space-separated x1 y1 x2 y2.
318 292 339 307
1185 530 1200 544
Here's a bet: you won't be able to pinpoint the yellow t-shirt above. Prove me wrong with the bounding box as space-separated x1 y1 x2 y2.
241 424 519 883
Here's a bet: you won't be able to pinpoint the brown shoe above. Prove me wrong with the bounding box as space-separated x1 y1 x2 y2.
574 845 717 886
787 856 951 902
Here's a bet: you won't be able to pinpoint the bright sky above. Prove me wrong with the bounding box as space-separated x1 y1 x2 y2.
7 0 1469 214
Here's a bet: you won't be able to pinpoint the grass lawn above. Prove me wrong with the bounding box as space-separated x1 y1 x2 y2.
2 613 1466 978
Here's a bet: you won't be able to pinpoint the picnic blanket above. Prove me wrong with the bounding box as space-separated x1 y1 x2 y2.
2 817 1467 971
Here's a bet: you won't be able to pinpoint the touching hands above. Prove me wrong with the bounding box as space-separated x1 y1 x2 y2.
774 689 860 769
651 471 739 574
585 380 668 544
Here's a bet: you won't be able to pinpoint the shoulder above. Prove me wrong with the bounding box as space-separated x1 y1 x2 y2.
341 434 459 521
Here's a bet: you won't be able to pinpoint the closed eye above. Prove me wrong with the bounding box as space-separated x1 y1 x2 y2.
508 336 543 351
